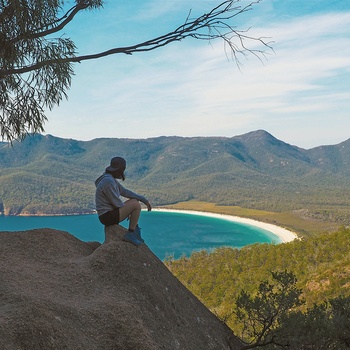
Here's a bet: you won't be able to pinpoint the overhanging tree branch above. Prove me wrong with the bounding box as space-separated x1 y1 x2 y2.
1 0 271 78
0 0 273 141
16 2 89 42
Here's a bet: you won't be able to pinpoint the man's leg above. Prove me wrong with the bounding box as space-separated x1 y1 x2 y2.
118 199 141 231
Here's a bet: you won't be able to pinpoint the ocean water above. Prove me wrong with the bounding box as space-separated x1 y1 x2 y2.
0 211 281 260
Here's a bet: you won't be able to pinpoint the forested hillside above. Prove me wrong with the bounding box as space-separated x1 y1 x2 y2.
0 130 349 225
166 227 350 348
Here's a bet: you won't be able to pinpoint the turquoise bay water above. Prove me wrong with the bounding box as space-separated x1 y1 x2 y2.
0 211 281 260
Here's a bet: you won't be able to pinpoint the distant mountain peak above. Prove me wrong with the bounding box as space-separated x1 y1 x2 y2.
245 129 274 138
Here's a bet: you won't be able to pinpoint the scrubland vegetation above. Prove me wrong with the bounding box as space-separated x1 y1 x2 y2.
166 227 350 349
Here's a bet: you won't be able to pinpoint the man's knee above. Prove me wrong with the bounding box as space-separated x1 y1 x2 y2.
130 199 141 210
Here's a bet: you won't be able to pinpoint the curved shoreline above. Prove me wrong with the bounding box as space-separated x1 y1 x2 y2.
152 208 298 243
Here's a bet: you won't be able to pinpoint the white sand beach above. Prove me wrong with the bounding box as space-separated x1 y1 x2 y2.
152 208 298 243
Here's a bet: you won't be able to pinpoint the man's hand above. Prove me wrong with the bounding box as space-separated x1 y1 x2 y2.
144 200 152 212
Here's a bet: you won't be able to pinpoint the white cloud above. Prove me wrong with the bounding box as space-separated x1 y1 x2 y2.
46 11 350 148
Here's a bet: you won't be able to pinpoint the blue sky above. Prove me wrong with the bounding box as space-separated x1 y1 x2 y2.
44 0 350 149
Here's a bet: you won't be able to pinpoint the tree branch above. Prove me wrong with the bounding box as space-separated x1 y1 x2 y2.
0 0 272 78
0 0 273 141
9 2 89 43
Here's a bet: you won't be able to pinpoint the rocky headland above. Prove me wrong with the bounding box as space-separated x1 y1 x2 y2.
0 225 242 349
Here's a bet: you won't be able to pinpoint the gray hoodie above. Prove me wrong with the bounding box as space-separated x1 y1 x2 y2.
94 173 147 216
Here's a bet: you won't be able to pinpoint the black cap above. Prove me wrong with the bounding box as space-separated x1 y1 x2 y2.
105 157 126 172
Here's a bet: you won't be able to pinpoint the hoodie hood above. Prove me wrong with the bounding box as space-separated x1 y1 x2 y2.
94 173 112 187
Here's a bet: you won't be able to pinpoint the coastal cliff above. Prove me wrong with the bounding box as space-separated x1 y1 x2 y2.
0 225 241 350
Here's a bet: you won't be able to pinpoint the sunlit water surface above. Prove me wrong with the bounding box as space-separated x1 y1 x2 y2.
0 211 281 260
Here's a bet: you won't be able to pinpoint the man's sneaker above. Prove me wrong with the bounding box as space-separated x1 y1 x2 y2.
122 231 142 247
134 225 144 243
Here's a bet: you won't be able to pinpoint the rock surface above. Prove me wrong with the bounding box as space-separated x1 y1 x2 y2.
0 225 242 349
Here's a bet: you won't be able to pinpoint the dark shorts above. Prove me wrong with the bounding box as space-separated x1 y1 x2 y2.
98 208 120 226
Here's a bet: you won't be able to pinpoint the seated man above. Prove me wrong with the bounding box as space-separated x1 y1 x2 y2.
95 156 152 246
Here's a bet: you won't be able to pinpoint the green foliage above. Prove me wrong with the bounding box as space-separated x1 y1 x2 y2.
275 296 350 349
0 1 104 140
214 270 303 349
167 228 350 348
233 270 302 347
166 228 350 334
223 270 350 349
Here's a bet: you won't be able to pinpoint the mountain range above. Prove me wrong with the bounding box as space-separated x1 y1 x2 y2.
0 130 349 222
